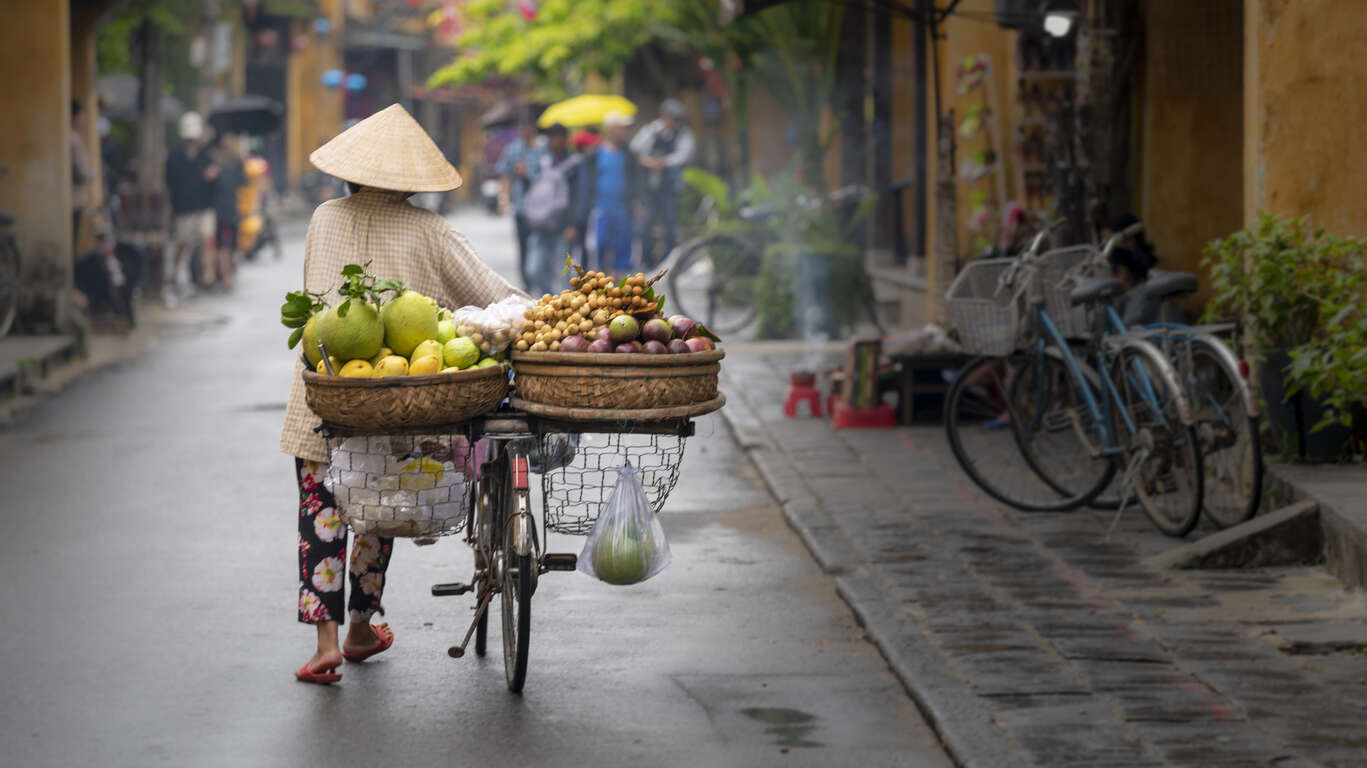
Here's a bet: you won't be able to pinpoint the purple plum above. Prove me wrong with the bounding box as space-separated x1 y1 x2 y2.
559 334 590 353
587 339 614 354
642 340 668 355
667 338 690 354
615 341 642 353
668 314 697 339
642 318 672 343
685 337 713 353
593 326 613 344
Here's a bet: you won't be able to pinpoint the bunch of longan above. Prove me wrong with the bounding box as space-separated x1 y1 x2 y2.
514 271 656 352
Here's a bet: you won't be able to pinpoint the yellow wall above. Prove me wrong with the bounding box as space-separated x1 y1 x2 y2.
1139 0 1243 308
287 0 345 187
923 0 1018 316
0 0 71 273
1243 0 1367 234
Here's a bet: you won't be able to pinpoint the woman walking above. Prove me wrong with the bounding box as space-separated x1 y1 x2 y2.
281 105 522 684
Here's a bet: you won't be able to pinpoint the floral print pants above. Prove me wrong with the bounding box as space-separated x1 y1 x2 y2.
296 459 393 625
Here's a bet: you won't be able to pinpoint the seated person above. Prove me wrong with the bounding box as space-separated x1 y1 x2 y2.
1103 214 1161 327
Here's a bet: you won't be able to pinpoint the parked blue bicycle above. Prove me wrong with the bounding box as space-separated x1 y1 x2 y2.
944 221 1205 537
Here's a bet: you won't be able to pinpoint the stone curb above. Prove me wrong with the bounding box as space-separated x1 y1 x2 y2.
1266 463 1367 589
837 571 1029 768
717 370 1027 768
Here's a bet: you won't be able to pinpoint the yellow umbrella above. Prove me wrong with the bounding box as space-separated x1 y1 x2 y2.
537 94 637 129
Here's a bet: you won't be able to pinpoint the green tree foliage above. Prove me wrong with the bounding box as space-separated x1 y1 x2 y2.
97 0 191 75
429 0 687 97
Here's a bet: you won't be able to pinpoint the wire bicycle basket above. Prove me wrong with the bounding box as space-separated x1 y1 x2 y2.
945 257 1028 356
539 432 687 536
1039 245 1098 339
324 433 475 538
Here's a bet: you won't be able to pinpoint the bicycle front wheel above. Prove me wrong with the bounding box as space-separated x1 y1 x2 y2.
944 353 1103 511
1187 338 1262 528
1112 343 1203 537
1009 349 1117 510
664 234 758 337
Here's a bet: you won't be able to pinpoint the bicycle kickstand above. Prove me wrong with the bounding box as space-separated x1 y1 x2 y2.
448 588 495 659
1107 447 1150 540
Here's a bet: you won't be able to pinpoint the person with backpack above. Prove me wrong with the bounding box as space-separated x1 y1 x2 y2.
582 112 640 273
522 123 586 297
630 99 694 268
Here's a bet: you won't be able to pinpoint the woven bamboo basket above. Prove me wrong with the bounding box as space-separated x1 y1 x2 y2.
302 363 509 431
511 349 723 410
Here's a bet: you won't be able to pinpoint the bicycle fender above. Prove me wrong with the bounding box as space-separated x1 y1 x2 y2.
1118 337 1195 425
1189 331 1260 417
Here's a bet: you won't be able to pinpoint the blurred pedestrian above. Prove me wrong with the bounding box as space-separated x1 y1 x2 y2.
495 114 547 291
70 100 94 249
630 98 694 268
164 112 216 305
571 129 601 265
209 132 246 291
585 111 639 274
281 104 523 686
522 124 585 297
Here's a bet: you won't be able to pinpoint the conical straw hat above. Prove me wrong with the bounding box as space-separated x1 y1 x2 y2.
309 104 463 192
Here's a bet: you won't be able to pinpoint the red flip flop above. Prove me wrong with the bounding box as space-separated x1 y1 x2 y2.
342 624 395 663
294 661 342 685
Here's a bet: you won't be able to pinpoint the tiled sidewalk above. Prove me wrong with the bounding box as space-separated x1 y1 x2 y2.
721 349 1367 768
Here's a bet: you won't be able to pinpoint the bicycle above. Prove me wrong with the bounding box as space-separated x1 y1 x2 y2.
661 184 879 338
0 167 20 339
944 220 1205 537
1055 223 1262 528
326 410 695 693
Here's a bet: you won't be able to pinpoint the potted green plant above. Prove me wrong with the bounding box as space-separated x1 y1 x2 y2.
1202 213 1367 461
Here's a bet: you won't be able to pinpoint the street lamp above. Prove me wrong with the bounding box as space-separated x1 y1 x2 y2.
1041 0 1077 37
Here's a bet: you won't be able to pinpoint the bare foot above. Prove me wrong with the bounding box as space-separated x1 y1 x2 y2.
343 621 389 656
304 647 343 673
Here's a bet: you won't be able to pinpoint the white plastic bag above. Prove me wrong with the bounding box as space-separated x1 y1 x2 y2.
325 434 473 538
453 295 534 356
578 466 672 585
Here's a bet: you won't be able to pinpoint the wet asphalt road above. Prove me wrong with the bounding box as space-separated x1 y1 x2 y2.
0 207 952 767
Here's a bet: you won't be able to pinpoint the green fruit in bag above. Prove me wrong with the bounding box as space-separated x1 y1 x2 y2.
593 531 649 585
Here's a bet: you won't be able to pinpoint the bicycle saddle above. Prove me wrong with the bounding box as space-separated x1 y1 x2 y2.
1070 276 1127 306
1137 270 1199 301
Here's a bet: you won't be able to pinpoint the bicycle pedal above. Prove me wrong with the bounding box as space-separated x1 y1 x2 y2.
542 553 578 571
431 582 472 596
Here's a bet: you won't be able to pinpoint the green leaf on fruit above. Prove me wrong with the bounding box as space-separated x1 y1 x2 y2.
287 327 304 349
336 298 351 318
695 323 721 342
340 264 365 277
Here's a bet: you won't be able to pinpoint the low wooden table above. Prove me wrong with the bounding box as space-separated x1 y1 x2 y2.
888 352 973 425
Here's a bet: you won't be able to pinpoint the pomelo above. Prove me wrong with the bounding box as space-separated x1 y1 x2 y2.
380 291 440 357
593 535 649 585
318 301 383 362
301 313 325 367
476 357 499 368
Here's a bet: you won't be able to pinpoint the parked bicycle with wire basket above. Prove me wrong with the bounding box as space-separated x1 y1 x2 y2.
1053 222 1263 528
942 220 1206 537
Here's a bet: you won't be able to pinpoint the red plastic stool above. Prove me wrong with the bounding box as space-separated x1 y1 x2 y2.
784 371 823 419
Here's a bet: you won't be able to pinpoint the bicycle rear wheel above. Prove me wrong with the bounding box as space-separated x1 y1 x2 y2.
1112 343 1203 537
664 234 758 337
499 458 532 693
1188 338 1262 528
0 235 19 339
944 354 1101 511
1009 349 1117 510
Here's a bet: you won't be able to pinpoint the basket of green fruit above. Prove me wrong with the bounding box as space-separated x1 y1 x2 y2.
283 265 525 432
509 267 724 418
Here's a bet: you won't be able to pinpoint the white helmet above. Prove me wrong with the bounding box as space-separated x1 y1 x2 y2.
178 111 205 141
